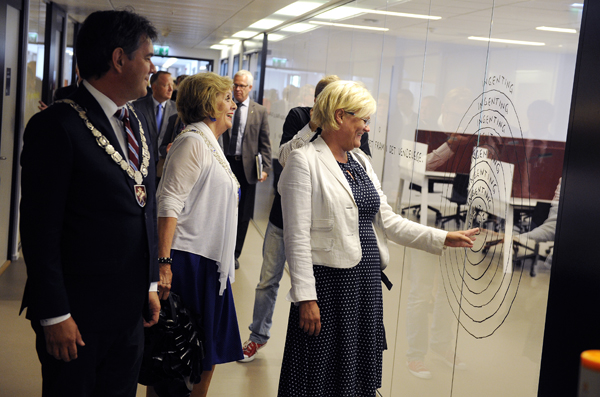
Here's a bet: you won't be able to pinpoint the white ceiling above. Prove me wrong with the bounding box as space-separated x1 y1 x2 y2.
32 0 583 53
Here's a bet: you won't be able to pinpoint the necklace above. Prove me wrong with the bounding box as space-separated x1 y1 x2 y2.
58 99 151 206
177 125 241 202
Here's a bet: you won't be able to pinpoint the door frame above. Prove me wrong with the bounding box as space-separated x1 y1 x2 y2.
41 1 66 105
0 0 28 264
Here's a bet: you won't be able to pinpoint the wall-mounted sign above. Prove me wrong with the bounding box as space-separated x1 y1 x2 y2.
153 45 169 56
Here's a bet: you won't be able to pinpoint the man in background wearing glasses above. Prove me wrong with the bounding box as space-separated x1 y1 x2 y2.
221 69 272 269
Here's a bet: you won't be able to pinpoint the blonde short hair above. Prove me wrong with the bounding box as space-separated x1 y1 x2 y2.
176 72 233 124
312 80 376 131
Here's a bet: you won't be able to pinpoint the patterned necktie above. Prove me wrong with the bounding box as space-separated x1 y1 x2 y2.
156 103 164 132
228 102 243 155
115 107 140 170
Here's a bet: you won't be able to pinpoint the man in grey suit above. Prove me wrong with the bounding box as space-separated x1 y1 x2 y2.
133 71 177 162
221 70 272 269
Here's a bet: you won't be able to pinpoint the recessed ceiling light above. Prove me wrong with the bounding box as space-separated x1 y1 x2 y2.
536 26 577 34
315 7 364 20
162 58 178 69
281 23 316 33
275 1 324 17
468 36 545 46
210 44 228 50
314 6 441 21
233 30 258 39
220 39 240 45
249 19 284 30
268 34 286 41
571 3 584 8
309 21 389 32
357 8 441 20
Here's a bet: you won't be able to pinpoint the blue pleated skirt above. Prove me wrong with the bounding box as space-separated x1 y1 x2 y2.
170 249 243 371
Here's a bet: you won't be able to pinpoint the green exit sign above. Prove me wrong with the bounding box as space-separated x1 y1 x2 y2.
153 45 169 56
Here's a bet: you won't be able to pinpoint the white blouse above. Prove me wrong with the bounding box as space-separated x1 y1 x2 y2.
157 122 239 295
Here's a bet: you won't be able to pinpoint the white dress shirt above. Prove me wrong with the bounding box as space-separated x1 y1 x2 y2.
152 97 169 142
232 97 250 155
278 123 314 168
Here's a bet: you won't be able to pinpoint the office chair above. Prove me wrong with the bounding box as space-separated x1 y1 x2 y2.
437 173 470 229
512 201 552 277
400 182 442 224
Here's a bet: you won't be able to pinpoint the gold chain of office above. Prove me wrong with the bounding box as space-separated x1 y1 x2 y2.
57 99 150 185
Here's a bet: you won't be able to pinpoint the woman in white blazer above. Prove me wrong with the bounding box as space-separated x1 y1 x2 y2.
277 80 478 397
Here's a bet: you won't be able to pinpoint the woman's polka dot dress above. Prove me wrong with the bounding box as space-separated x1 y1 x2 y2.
278 152 385 397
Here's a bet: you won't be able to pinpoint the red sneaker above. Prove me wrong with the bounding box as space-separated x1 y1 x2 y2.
407 360 432 379
239 340 267 363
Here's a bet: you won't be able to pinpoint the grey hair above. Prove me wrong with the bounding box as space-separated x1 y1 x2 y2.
234 69 254 86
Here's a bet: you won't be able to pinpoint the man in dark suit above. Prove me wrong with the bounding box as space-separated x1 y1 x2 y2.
20 10 160 396
54 66 82 101
133 70 177 162
36 67 82 111
221 70 272 269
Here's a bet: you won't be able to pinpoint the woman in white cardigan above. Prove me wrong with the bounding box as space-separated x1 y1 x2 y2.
154 73 243 397
277 80 478 397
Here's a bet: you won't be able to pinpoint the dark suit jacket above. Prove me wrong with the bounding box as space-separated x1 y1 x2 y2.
53 83 78 102
158 113 185 158
132 95 177 160
20 84 159 332
221 99 272 184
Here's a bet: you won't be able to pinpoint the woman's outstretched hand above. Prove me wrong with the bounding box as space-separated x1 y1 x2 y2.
444 228 479 248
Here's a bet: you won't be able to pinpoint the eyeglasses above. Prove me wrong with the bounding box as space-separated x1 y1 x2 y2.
233 84 249 89
344 111 371 127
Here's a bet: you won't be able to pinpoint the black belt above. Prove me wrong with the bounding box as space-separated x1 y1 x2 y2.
227 155 242 161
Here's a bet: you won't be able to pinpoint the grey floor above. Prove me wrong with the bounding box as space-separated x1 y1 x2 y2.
0 178 551 396
0 219 291 397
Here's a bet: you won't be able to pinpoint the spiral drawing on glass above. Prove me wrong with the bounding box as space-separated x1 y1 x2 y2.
435 88 529 339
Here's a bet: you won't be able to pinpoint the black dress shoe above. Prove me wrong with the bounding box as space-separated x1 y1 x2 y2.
235 258 240 269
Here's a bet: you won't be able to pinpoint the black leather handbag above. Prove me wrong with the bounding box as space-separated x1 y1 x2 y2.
139 292 204 397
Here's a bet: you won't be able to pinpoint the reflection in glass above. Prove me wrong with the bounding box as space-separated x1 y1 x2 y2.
25 1 46 124
257 0 580 395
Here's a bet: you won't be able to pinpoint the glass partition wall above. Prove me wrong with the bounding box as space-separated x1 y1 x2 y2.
260 0 580 395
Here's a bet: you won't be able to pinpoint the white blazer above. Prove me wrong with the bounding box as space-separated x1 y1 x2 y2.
279 136 448 303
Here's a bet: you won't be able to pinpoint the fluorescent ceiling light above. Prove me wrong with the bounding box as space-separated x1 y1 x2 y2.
249 18 284 29
357 9 441 20
233 30 257 38
309 21 389 32
571 3 583 8
161 58 178 69
220 39 240 45
210 44 228 50
281 23 315 33
468 36 545 46
315 6 441 21
268 34 286 41
275 1 324 17
316 7 364 20
536 26 577 34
